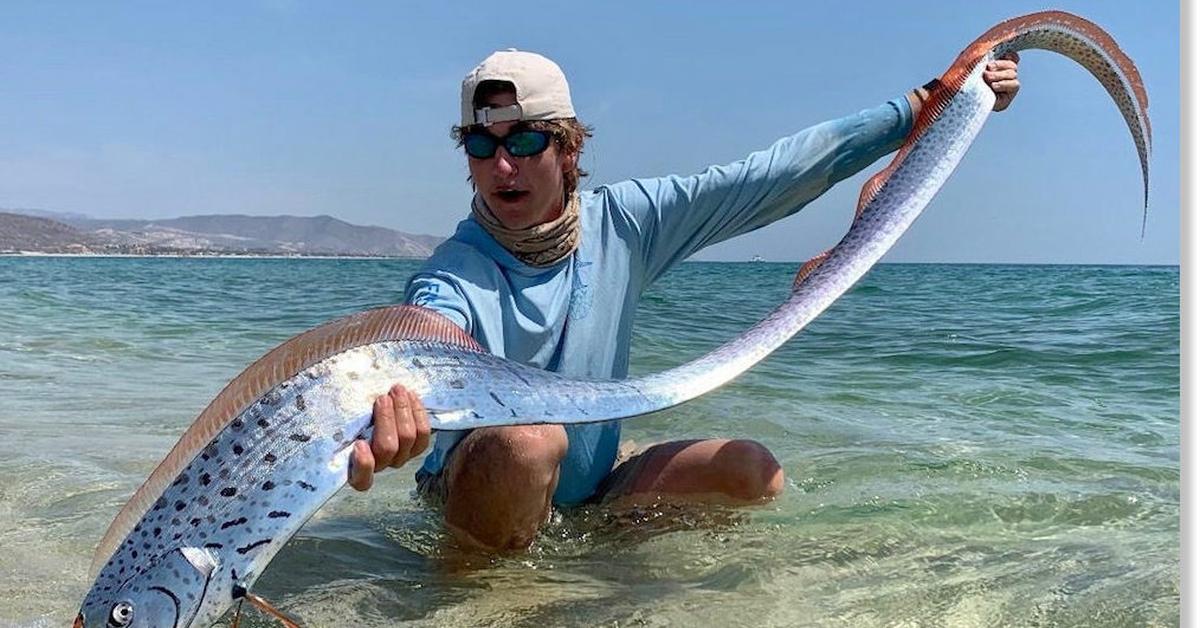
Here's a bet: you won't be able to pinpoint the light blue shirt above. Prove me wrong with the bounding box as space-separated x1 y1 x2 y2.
406 97 914 505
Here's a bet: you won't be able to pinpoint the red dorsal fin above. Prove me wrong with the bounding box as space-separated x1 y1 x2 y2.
793 249 833 289
92 305 479 576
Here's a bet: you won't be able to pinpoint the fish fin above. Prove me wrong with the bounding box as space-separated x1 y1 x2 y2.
244 592 304 628
92 305 483 578
792 249 832 289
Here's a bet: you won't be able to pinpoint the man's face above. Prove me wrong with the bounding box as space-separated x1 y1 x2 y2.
467 91 576 230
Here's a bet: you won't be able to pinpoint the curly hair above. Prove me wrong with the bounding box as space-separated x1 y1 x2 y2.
452 81 594 196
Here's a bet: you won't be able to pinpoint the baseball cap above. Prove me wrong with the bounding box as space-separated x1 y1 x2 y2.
461 49 576 127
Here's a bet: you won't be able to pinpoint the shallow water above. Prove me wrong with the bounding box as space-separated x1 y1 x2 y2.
0 257 1179 626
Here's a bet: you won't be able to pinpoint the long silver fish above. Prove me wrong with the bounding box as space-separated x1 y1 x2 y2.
76 10 1150 628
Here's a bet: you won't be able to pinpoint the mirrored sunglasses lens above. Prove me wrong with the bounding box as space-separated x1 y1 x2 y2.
464 134 498 158
506 131 550 157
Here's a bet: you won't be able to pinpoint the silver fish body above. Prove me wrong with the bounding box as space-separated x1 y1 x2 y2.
77 11 1151 628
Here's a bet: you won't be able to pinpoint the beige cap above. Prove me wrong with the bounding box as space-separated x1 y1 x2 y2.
460 49 576 127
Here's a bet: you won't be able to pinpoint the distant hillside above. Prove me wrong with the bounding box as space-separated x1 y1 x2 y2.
0 213 102 252
2 211 444 257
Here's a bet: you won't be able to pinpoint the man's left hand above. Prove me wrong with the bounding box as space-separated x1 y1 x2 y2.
983 51 1020 112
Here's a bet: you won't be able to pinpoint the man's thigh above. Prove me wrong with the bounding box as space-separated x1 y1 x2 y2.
598 438 784 506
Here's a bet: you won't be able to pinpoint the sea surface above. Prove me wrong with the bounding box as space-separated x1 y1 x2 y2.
0 257 1179 627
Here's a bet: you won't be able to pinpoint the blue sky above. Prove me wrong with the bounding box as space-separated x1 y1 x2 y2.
0 1 1178 264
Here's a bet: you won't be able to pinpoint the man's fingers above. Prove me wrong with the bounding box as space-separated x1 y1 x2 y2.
390 385 416 468
983 69 1018 83
348 440 374 491
408 388 432 460
987 79 1020 93
371 392 399 469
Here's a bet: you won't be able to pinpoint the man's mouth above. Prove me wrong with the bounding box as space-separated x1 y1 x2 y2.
494 189 529 203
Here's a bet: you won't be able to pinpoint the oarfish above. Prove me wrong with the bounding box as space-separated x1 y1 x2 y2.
76 10 1149 628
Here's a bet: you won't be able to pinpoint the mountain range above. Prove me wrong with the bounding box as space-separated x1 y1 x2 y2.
0 210 444 257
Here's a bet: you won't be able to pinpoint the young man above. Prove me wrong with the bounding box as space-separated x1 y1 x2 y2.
348 49 1020 551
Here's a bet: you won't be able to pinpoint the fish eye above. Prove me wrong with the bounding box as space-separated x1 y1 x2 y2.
107 601 134 627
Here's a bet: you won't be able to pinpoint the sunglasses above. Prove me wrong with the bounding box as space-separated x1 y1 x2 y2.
463 128 552 159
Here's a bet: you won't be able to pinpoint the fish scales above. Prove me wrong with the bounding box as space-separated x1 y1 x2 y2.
77 10 1150 628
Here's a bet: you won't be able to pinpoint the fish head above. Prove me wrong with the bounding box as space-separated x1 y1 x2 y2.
76 546 218 628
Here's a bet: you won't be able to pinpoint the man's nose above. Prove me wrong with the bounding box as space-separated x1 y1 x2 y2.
492 148 518 177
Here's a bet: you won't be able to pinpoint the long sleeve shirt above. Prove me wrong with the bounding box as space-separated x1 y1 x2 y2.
405 96 914 505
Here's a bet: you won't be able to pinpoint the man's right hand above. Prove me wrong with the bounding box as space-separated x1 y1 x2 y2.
348 383 431 491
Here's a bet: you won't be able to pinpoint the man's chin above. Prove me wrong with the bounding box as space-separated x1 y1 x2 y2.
486 201 533 229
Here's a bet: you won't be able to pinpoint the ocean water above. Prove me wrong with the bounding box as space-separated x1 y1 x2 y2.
0 257 1179 627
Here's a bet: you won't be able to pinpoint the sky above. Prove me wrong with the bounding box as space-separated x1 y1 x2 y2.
0 1 1179 264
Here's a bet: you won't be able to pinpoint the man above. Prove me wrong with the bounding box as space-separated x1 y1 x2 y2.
347 49 1020 551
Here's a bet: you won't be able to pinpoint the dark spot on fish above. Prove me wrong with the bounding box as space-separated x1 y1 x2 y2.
262 481 275 491
332 430 344 442
171 517 181 526
174 501 186 512
142 542 150 550
289 433 311 443
220 517 248 530
279 381 289 390
153 497 167 511
204 542 223 549
221 487 237 497
297 481 316 492
218 468 230 480
296 395 306 411
489 392 506 407
412 357 425 368
236 539 272 555
173 474 189 486
232 444 244 455
257 418 270 429
231 418 244 430
470 410 482 419
510 408 518 418
197 496 209 507
153 527 161 537
190 518 202 526
199 531 208 539
200 473 212 486
172 533 183 541
131 550 138 559
450 379 465 389
267 511 291 519
263 453 277 463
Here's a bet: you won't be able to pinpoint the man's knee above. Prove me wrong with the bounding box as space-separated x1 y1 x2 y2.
722 439 784 501
447 424 568 490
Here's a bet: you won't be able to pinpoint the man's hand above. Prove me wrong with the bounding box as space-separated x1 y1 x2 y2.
983 51 1020 112
348 383 431 491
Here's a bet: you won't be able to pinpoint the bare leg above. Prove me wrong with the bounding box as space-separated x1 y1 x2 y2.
602 439 784 507
441 425 568 551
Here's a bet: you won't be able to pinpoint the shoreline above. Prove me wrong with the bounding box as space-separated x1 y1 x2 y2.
0 252 1180 267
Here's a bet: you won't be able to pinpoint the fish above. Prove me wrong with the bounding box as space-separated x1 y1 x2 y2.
76 10 1150 628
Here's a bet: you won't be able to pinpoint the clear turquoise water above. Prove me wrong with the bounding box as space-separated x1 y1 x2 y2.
0 257 1179 627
